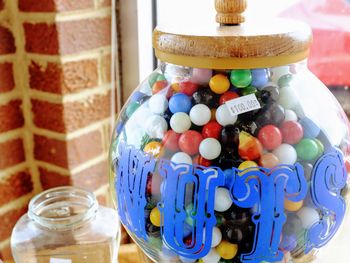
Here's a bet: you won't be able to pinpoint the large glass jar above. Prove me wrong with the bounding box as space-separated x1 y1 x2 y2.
109 1 350 262
11 187 120 263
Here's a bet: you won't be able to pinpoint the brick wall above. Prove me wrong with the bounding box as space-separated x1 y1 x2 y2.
0 0 114 260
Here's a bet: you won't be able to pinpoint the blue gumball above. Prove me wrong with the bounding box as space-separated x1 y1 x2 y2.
169 93 192 114
251 68 269 89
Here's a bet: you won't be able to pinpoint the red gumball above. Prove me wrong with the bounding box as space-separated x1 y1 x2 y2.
193 155 212 167
280 121 304 145
152 80 168 94
258 125 282 150
202 121 223 139
179 81 199 96
179 130 203 155
219 91 240 105
163 130 180 151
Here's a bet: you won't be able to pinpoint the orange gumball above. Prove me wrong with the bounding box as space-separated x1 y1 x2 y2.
238 131 263 161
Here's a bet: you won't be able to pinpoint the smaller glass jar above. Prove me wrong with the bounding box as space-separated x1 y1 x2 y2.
11 187 120 263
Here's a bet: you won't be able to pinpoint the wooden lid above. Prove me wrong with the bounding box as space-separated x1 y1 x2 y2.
153 0 313 69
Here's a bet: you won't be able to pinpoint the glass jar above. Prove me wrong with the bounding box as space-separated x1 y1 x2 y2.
109 1 350 262
11 187 120 263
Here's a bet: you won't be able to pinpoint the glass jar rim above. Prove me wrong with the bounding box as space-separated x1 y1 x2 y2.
28 186 98 230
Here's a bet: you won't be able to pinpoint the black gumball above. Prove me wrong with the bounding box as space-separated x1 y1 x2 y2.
270 104 285 124
259 86 280 103
192 88 219 108
225 206 252 225
145 219 160 238
222 223 244 243
214 150 243 170
236 120 258 136
221 125 240 150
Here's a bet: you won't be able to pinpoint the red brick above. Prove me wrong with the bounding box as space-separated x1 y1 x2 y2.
101 54 111 84
0 62 15 92
0 0 4 10
31 91 111 133
0 26 16 55
29 59 98 94
101 0 112 7
24 18 111 55
0 100 25 133
34 130 103 169
0 138 25 170
40 159 108 190
19 0 94 12
0 170 33 207
0 205 27 242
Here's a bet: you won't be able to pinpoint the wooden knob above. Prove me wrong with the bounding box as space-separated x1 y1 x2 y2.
215 0 247 25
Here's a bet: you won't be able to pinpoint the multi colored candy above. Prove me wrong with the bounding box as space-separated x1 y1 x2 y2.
112 63 350 263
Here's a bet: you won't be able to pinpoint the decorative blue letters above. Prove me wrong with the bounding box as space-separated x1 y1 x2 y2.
115 142 156 240
306 148 347 252
231 165 307 263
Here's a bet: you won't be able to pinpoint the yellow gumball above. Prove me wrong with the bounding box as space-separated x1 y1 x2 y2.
144 141 163 158
285 199 303 212
150 207 162 227
209 74 230 94
238 160 259 170
216 241 238 260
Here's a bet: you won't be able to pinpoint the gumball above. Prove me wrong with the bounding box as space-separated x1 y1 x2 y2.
170 112 191 133
144 141 163 158
149 94 169 114
150 207 162 227
221 125 240 150
145 220 160 238
193 155 212 167
190 104 211 126
219 91 240 105
278 86 299 109
171 152 193 165
209 74 231 94
280 234 297 252
284 109 298 122
179 81 199 96
152 80 168 94
278 74 293 88
238 132 263 160
222 224 243 244
259 153 280 168
169 93 192 113
145 115 168 139
179 256 196 263
191 68 212 85
236 120 259 136
214 188 233 212
270 66 290 83
149 72 166 87
202 121 222 139
251 68 269 88
211 227 223 247
301 162 313 181
201 249 221 263
216 104 238 126
179 130 203 155
300 117 321 138
272 144 297 165
199 138 222 160
259 85 280 103
162 130 180 151
270 104 286 124
280 121 304 145
192 89 219 108
238 161 258 170
241 86 258 96
314 139 325 156
258 125 283 150
230 69 252 88
285 200 303 212
216 241 238 260
295 139 319 161
297 207 320 229
126 102 140 118
284 214 303 235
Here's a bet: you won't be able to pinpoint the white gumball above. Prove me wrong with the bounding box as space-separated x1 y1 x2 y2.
271 66 290 83
199 138 222 160
201 249 221 263
190 104 211 126
278 86 299 109
149 94 168 114
144 115 168 139
273 144 297 165
214 188 233 212
170 112 191 133
297 207 320 229
211 227 222 248
284 109 298 122
171 152 192 165
216 104 238 126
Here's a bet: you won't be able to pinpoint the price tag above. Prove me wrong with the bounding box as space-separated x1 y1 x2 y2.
225 93 261 116
50 259 72 263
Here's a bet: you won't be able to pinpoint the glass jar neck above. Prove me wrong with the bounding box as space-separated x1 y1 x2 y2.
28 187 98 231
